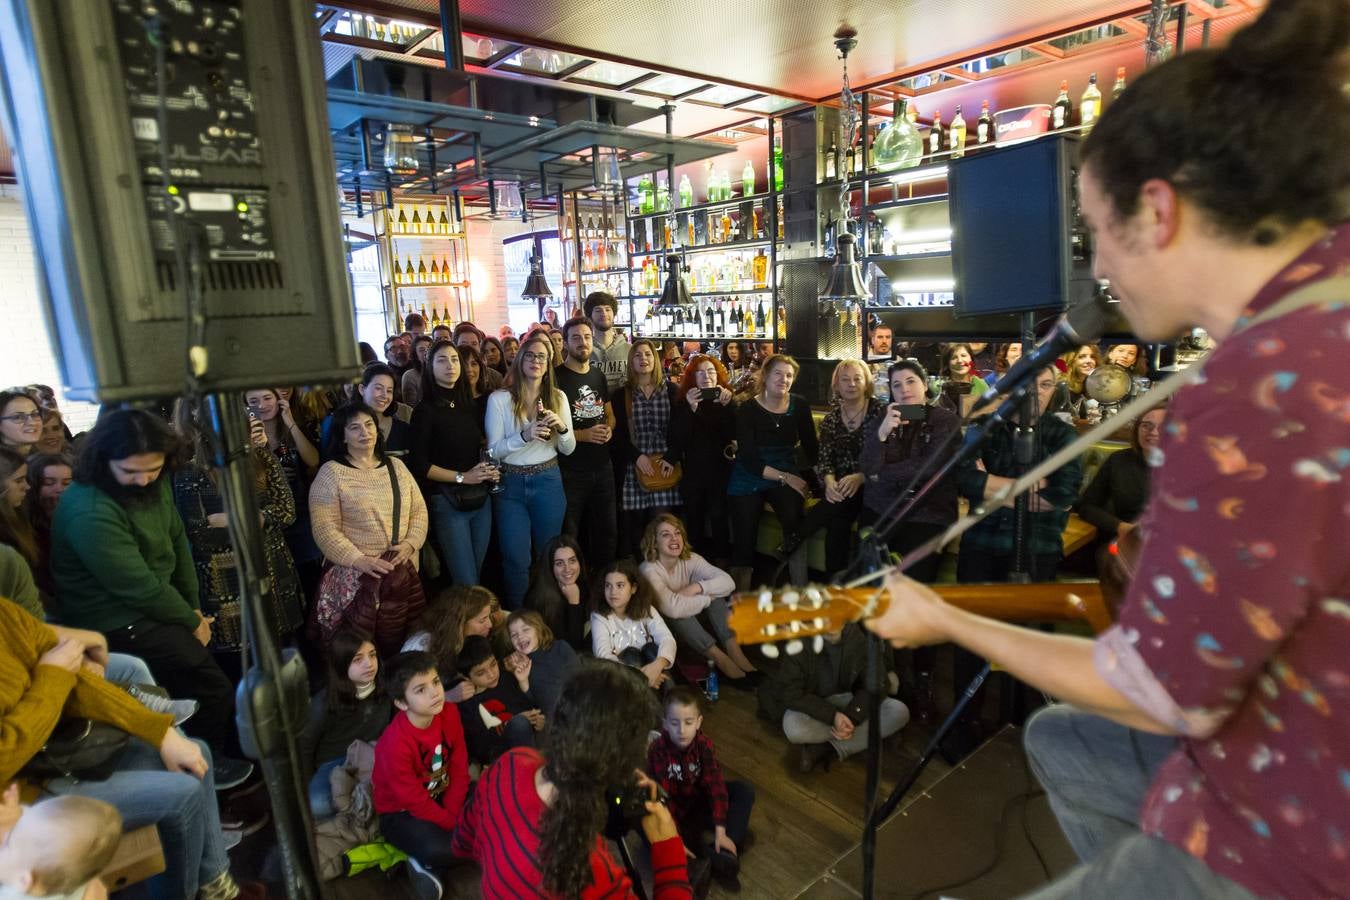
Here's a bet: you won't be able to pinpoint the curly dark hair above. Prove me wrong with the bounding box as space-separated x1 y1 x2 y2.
591 559 658 621
1081 0 1348 246
539 660 658 896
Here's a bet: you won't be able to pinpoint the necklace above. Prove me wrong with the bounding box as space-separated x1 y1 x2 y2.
840 401 867 430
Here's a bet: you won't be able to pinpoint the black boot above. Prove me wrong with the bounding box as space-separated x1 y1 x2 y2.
797 741 834 773
711 849 741 892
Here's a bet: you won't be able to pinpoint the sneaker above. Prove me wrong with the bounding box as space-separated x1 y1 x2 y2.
125 684 199 726
223 828 243 853
213 757 255 792
797 742 834 774
218 809 269 837
405 857 443 900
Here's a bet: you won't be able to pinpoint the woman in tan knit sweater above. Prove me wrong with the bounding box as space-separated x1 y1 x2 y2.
0 598 243 900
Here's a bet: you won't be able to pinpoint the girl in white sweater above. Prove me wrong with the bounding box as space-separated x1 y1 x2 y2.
590 559 675 689
638 514 760 684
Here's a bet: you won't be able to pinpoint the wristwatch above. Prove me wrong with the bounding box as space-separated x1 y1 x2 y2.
455 472 465 484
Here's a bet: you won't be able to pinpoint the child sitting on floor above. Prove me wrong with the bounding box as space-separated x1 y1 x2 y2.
0 786 121 900
590 560 676 691
647 687 756 892
455 636 544 766
372 651 470 898
504 609 580 719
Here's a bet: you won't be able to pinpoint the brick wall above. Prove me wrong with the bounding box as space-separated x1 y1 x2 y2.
0 186 99 432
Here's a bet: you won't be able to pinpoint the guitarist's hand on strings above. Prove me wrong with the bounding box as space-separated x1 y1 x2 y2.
864 569 949 648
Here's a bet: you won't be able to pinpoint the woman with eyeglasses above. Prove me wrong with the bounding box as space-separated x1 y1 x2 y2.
0 391 44 457
485 332 575 608
1075 406 1168 546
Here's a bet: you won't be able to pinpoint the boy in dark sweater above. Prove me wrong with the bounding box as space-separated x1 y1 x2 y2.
648 687 755 892
372 651 470 897
455 636 544 766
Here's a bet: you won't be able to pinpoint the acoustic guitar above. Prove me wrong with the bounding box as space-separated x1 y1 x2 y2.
728 580 1112 658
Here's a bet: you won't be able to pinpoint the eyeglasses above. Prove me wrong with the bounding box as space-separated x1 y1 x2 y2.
0 411 42 424
520 351 550 364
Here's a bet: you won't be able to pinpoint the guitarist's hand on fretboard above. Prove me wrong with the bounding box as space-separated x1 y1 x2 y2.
865 571 949 648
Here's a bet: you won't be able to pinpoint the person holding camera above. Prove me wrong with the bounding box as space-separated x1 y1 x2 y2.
667 355 736 562
858 359 963 584
452 660 693 899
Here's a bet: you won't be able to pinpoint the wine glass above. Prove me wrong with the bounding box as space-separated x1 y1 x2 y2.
482 447 504 494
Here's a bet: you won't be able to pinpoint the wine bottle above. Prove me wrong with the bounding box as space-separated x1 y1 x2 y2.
1053 80 1072 130
410 207 422 234
391 257 403 285
928 109 945 160
754 300 766 337
1112 66 1127 101
438 209 451 234
949 105 967 158
976 100 994 148
825 136 837 180
416 257 428 284
742 160 755 198
1080 73 1102 132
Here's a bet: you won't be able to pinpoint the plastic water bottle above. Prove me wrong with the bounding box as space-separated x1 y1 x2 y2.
705 660 719 703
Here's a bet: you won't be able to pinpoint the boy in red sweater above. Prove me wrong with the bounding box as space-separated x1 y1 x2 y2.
372 651 470 899
648 687 755 892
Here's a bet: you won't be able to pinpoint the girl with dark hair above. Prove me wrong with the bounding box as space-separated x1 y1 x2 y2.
667 355 736 560
590 559 676 690
309 403 428 655
400 335 435 407
247 387 323 596
984 341 1024 387
171 401 304 655
358 341 380 366
321 364 413 454
0 447 40 618
485 332 575 607
1104 342 1148 377
0 391 43 457
451 660 690 899
408 339 499 587
937 342 989 414
299 629 391 819
457 343 492 403
481 336 507 375
727 354 818 588
523 534 590 651
612 338 681 558
1075 405 1167 545
401 584 499 702
23 451 72 602
501 335 520 368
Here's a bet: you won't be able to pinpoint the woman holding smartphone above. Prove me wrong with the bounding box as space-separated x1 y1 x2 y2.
858 359 962 583
485 332 575 608
666 355 736 561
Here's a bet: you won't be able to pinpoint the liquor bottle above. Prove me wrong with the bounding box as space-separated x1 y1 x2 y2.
776 300 786 339
410 207 422 234
678 174 694 209
429 257 440 282
656 176 670 212
873 98 923 171
1080 73 1102 132
844 143 856 177
391 257 403 285
1112 66 1127 101
673 306 684 338
583 242 594 272
743 303 754 336
441 255 452 282
416 257 428 284
773 139 784 192
704 168 716 204
396 206 408 234
976 100 994 148
948 105 967 158
404 256 416 285
753 249 768 289
928 109 945 160
1052 80 1072 130
824 136 837 180
693 305 703 337
638 173 655 214
687 217 696 247
421 303 431 325
720 208 732 245
742 160 755 198
754 300 766 337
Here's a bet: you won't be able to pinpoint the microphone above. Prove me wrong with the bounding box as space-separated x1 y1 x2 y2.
973 293 1114 414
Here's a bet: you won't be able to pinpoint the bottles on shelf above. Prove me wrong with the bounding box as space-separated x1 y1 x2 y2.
742 160 756 199
391 250 466 286
976 101 994 149
772 139 784 192
637 294 783 340
562 201 628 274
386 202 460 236
678 174 694 209
948 105 967 158
873 98 923 172
824 134 838 180
927 109 945 161
1053 80 1073 130
1080 72 1102 132
638 173 656 214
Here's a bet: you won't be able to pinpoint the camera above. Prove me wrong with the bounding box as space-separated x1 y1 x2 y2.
603 777 668 839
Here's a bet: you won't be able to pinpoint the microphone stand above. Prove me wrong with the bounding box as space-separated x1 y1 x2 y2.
1010 312 1039 583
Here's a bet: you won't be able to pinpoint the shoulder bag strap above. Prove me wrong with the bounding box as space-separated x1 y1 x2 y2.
386 459 401 546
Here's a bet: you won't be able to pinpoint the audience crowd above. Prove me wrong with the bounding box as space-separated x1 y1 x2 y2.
0 294 1163 899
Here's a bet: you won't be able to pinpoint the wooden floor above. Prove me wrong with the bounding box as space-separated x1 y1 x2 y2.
214 662 1075 899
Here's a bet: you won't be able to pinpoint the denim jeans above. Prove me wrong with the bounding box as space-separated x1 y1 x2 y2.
781 692 909 759
1023 705 1255 899
494 465 566 608
308 756 343 821
429 492 493 587
105 652 154 685
47 737 229 900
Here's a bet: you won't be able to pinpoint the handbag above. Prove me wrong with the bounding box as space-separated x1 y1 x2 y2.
22 718 129 781
626 389 683 492
439 480 489 512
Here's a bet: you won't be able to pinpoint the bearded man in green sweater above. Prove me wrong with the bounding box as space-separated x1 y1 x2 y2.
51 409 251 789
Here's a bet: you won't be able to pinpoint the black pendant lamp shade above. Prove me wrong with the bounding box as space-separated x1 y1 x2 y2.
659 254 691 307
521 252 553 300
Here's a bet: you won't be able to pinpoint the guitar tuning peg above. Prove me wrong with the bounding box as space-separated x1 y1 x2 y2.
782 590 800 611
812 635 824 654
789 620 801 634
764 624 779 638
761 642 780 659
805 586 824 609
813 617 828 630
758 589 774 612
785 638 804 656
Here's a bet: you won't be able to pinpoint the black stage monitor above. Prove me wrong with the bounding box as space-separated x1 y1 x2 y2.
948 134 1097 318
0 0 359 402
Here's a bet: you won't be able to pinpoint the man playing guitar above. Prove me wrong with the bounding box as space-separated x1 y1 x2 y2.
867 2 1348 897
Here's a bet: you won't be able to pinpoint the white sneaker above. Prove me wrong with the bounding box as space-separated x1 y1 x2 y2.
125 684 199 726
405 857 442 900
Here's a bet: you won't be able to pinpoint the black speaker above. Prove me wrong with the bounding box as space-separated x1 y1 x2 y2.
0 0 359 402
948 134 1097 318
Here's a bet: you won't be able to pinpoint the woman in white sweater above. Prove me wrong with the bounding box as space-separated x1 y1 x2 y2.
590 559 675 689
638 514 759 684
484 332 576 607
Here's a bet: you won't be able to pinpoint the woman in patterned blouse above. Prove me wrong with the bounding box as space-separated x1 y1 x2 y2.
777 359 884 578
612 339 682 560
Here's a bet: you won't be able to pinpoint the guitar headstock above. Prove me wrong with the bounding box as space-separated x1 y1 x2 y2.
728 584 890 657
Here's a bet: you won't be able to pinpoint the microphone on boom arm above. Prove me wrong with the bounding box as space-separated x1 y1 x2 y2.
971 292 1114 416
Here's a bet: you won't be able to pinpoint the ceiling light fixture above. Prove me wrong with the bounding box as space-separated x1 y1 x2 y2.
521 251 553 301
659 254 692 307
819 27 871 306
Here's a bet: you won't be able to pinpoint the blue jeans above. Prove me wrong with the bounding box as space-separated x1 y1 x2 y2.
494 465 566 607
429 492 493 587
308 756 343 821
47 737 229 900
105 652 154 685
1021 705 1256 898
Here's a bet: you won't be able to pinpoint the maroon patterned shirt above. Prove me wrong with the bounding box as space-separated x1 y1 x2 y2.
1095 223 1350 898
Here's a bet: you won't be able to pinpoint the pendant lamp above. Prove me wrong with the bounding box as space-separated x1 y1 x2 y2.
819 28 871 305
